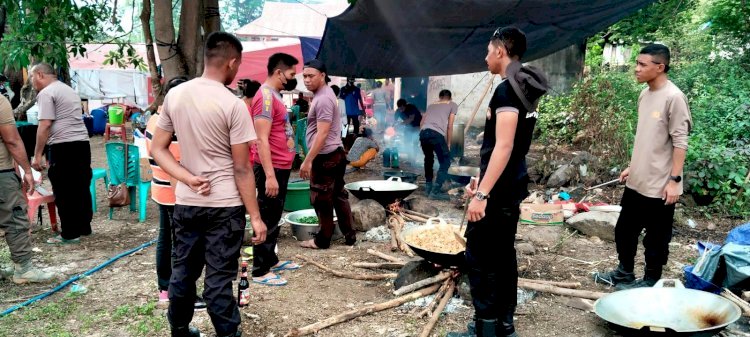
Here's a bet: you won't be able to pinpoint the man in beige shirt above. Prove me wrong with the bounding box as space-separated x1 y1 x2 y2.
594 44 692 290
151 32 267 337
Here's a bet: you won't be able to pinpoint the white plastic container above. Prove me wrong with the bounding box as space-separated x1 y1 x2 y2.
26 110 39 125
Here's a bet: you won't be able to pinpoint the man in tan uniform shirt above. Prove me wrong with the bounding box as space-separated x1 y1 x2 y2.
594 44 692 290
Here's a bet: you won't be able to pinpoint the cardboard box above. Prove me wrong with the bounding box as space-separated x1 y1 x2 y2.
520 203 564 225
139 158 153 182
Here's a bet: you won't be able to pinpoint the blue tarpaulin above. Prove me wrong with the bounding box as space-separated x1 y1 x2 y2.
299 37 322 64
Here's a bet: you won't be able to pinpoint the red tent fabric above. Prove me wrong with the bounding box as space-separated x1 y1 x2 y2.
231 43 304 87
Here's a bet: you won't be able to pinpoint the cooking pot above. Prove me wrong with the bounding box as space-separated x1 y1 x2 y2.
345 177 418 206
284 209 342 241
448 166 480 185
400 218 466 268
594 279 741 336
383 170 419 184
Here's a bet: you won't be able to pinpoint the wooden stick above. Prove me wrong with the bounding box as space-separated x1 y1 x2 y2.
517 280 606 300
402 213 428 223
402 209 433 219
296 255 397 281
519 278 582 289
366 249 406 263
284 284 441 337
721 289 750 317
353 262 406 270
389 216 415 257
417 277 452 318
394 272 451 296
464 74 495 135
389 226 399 252
419 279 456 337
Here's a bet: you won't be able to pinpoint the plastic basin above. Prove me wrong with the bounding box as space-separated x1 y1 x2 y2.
284 181 311 212
108 105 124 125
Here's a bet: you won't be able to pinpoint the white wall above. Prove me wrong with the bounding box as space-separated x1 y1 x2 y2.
428 71 497 128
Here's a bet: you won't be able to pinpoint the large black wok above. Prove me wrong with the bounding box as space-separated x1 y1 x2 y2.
345 177 418 206
383 170 419 184
594 279 741 337
400 218 466 268
448 166 480 185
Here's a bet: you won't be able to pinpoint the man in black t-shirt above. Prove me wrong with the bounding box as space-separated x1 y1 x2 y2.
448 27 539 337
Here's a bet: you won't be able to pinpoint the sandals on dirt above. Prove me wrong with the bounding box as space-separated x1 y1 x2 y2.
271 260 300 272
46 235 80 245
252 274 288 286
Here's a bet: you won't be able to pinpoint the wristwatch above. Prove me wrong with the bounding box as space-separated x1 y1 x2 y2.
475 191 489 201
669 175 682 183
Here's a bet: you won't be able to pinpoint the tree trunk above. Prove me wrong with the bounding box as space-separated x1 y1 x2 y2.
153 0 186 79
177 0 203 78
203 0 221 34
141 0 164 111
0 5 7 42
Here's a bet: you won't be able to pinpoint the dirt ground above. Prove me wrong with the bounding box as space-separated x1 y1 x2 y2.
1 135 749 337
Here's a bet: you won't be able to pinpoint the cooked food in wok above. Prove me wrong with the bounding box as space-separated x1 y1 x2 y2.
403 224 466 254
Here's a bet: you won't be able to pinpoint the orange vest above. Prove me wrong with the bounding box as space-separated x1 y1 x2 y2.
145 116 181 206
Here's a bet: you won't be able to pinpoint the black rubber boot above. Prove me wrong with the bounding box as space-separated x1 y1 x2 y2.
424 182 433 195
615 266 661 291
171 326 200 337
593 263 635 287
218 331 242 337
446 320 476 337
499 311 517 337
476 318 499 337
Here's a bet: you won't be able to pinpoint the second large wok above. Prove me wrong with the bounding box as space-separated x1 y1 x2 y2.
400 218 466 268
344 177 418 206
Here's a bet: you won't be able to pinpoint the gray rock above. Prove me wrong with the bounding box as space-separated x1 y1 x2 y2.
571 151 597 166
364 225 392 242
547 164 576 188
403 196 440 217
516 242 536 255
351 199 387 232
566 211 619 242
394 260 439 291
525 226 564 247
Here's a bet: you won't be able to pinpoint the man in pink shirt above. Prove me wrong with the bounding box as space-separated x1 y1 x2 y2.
249 53 301 286
151 32 267 337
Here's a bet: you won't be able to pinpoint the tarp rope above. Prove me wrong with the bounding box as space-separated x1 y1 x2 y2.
0 239 156 318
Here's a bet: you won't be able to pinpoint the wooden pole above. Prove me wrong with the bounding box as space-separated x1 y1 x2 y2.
517 280 606 300
519 278 582 289
417 277 452 318
366 249 406 263
353 262 406 270
464 74 496 135
284 284 441 337
296 255 397 281
394 272 451 296
419 280 456 337
721 289 750 317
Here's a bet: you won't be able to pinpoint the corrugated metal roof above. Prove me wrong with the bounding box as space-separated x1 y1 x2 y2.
235 1 349 38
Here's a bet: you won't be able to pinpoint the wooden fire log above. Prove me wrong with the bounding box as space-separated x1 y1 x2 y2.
394 272 451 296
419 279 456 337
366 249 406 263
388 215 415 257
400 212 429 223
295 255 397 281
517 279 605 300
402 209 435 220
721 289 750 317
353 262 406 270
417 277 453 318
284 284 441 337
389 226 399 251
519 278 582 289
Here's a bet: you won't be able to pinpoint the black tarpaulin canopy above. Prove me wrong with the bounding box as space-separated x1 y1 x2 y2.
317 0 656 77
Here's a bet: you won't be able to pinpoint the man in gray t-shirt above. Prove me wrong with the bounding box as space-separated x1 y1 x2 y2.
30 63 92 244
419 89 457 200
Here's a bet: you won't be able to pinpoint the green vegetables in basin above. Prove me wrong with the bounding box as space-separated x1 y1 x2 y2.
297 216 319 224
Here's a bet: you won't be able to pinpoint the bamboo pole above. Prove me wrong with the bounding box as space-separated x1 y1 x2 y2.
394 272 451 296
464 74 496 135
284 284 441 337
296 255 397 281
517 280 606 300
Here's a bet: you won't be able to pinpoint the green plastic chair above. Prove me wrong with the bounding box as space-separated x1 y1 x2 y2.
295 118 308 156
90 167 109 212
105 142 150 222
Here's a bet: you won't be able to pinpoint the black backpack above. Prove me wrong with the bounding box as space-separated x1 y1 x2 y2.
506 61 549 113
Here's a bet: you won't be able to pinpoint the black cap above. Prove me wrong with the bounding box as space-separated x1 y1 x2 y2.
304 59 331 83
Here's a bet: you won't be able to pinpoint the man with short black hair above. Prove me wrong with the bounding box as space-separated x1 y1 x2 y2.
30 62 92 245
249 52 301 286
450 26 544 337
339 77 364 137
151 31 267 337
420 89 457 200
594 44 691 290
299 59 356 250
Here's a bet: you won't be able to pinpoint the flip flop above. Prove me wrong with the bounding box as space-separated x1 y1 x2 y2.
46 235 80 245
252 274 287 286
271 261 301 272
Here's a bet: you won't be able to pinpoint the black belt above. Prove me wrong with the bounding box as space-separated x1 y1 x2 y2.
0 168 16 173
